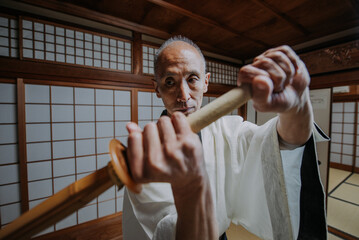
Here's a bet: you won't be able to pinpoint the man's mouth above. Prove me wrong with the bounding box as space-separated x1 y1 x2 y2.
174 107 195 115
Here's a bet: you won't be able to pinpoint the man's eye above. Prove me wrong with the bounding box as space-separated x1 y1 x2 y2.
188 77 198 84
165 79 175 86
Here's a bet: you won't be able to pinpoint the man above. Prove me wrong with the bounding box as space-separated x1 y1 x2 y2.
123 36 327 240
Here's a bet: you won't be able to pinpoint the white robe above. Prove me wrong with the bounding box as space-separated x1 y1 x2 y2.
123 116 327 240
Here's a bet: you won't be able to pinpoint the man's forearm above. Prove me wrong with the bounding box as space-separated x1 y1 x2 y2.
277 88 313 146
172 178 218 240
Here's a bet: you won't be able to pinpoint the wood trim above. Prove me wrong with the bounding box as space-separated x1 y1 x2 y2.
328 226 358 240
0 58 154 89
20 0 170 40
16 78 29 213
239 104 246 120
132 32 143 75
0 78 16 84
146 0 269 48
329 162 353 172
22 79 134 92
19 15 23 60
32 212 122 240
355 166 359 173
250 0 309 35
353 102 358 172
207 83 235 95
131 89 138 124
333 94 359 102
0 58 234 95
309 68 359 89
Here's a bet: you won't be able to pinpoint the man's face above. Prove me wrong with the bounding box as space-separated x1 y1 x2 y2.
153 42 209 117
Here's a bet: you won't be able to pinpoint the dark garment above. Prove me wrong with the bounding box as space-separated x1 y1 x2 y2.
297 125 329 240
219 232 227 240
160 109 202 141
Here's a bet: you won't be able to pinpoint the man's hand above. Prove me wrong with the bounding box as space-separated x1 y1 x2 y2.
238 45 313 145
126 112 218 239
126 112 206 188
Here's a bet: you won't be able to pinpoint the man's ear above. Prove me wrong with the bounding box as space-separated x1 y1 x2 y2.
203 73 210 93
152 79 161 98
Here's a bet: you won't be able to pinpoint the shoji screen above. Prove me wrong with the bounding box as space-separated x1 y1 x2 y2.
137 91 164 129
206 60 239 85
141 44 240 86
142 45 158 75
0 82 21 229
21 18 132 72
202 95 238 115
24 83 131 235
330 102 356 168
0 16 19 58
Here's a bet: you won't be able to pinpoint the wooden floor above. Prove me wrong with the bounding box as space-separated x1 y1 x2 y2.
227 168 359 240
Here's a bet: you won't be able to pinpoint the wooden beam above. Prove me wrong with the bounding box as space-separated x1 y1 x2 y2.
32 213 123 240
15 0 243 58
132 32 143 75
20 0 171 39
17 78 30 214
310 68 359 89
0 58 154 88
250 0 310 35
146 0 271 48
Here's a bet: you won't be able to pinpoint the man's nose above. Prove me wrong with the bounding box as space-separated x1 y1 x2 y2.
177 81 190 102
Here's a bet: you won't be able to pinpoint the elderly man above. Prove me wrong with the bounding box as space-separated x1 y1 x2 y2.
123 36 327 240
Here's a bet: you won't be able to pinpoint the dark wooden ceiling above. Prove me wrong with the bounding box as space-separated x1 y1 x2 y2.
19 0 359 61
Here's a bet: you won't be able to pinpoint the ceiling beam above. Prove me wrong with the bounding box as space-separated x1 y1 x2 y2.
13 0 239 58
18 0 171 39
146 0 271 48
250 0 310 35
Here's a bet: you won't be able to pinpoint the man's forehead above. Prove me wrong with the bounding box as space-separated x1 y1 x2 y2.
159 41 202 61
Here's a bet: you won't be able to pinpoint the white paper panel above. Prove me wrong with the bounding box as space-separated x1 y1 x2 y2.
26 105 50 123
0 183 20 205
27 161 52 181
28 179 52 200
0 83 16 103
115 106 131 121
25 84 49 103
52 140 75 159
27 142 51 162
0 164 19 185
51 86 73 104
53 158 75 177
76 139 95 156
98 199 115 218
52 105 74 122
75 106 94 122
0 144 18 165
96 106 113 121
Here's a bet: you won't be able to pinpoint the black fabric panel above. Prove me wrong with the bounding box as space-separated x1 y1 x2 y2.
297 136 327 240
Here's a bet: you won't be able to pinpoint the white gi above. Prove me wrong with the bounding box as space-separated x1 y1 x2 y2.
123 116 327 240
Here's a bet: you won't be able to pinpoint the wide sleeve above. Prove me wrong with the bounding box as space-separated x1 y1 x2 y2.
122 183 177 240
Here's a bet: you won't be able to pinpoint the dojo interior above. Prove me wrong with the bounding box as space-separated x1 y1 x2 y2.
0 0 358 239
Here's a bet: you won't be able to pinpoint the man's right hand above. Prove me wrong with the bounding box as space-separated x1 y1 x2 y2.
126 112 218 240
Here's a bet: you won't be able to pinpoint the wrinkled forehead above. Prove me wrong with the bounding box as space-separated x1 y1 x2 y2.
157 41 205 71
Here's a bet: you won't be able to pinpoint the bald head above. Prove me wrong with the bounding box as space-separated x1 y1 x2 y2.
154 36 206 80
